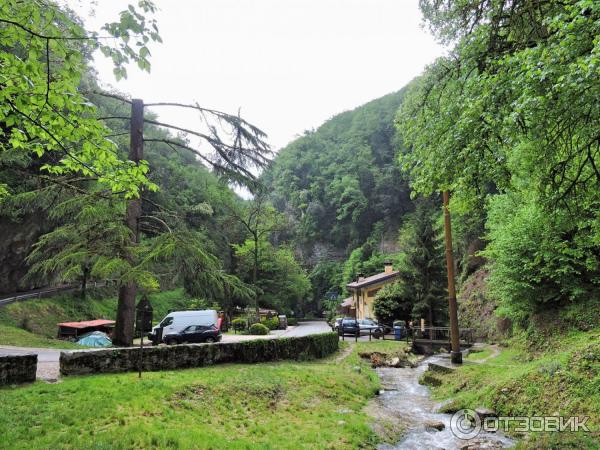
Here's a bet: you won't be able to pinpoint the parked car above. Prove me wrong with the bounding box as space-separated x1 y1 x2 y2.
148 310 218 345
358 318 385 338
163 324 222 345
339 318 360 335
331 318 343 331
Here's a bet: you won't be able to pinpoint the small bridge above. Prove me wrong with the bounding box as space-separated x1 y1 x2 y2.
411 327 474 354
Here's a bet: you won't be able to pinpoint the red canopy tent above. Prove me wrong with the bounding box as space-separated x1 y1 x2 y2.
57 319 115 339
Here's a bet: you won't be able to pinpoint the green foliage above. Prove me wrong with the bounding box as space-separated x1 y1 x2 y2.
264 90 413 255
262 316 279 330
231 318 247 331
373 282 412 325
307 260 344 318
483 193 600 325
248 323 269 335
0 288 194 341
427 331 600 449
0 0 161 198
233 239 310 314
398 0 600 327
372 198 447 326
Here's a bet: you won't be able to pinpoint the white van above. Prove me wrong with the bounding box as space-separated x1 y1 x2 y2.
148 310 218 345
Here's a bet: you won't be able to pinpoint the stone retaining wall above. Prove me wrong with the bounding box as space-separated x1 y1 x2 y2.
60 332 338 376
0 354 37 385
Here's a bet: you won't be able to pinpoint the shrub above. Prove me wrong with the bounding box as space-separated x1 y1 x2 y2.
248 323 270 335
231 318 247 332
287 318 298 326
263 317 279 330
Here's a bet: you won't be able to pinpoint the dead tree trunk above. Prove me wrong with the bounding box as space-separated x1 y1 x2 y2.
113 99 144 346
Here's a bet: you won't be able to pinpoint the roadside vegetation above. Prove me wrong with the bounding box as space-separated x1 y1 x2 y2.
0 289 193 347
422 327 599 449
0 340 410 449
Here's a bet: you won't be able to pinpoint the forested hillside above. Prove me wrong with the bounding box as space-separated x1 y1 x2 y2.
264 89 413 261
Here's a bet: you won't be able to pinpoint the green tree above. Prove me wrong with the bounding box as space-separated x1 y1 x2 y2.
233 239 310 315
373 282 412 325
398 0 600 325
227 191 286 312
0 0 162 199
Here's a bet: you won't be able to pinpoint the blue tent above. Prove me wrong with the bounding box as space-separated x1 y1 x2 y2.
77 331 112 347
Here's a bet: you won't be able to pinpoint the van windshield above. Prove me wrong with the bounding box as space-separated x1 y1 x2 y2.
160 317 173 327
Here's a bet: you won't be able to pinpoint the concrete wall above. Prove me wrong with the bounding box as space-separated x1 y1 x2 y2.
0 354 37 385
60 332 339 376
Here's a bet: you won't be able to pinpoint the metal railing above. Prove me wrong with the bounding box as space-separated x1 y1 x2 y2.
0 281 116 307
411 326 474 345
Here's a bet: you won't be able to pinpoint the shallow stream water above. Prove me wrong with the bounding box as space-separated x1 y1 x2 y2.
374 353 515 450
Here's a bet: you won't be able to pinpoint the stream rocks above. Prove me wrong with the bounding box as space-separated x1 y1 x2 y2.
359 349 421 368
424 420 445 431
427 362 455 374
475 407 497 420
458 438 505 449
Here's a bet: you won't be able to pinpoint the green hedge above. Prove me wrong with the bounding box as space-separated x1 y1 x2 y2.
231 318 247 331
262 317 279 330
60 332 340 376
249 323 270 335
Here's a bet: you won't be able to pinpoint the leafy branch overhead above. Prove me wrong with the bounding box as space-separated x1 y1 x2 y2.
0 0 162 199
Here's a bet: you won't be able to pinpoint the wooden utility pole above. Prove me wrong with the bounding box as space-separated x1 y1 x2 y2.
114 99 144 346
443 191 462 364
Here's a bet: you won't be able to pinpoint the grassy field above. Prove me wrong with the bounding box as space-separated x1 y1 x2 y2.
0 289 194 348
0 340 410 449
0 324 82 349
425 328 600 449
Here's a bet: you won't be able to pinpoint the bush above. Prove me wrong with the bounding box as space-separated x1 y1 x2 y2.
263 317 279 330
231 318 247 331
248 323 270 335
287 318 298 326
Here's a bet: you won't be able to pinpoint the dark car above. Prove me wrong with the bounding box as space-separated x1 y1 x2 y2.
163 324 222 345
339 318 360 335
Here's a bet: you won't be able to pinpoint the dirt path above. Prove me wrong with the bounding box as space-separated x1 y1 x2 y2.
334 342 354 363
467 343 501 364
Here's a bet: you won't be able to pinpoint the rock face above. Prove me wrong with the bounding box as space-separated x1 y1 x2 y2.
0 213 52 294
0 354 37 385
428 362 454 374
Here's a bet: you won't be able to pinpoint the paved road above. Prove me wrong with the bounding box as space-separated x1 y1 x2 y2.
0 321 332 380
281 320 331 337
0 346 61 380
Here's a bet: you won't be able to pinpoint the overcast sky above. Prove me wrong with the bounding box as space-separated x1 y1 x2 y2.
65 0 444 152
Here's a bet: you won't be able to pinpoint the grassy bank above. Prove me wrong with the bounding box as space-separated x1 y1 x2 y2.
0 340 410 449
423 329 600 449
0 289 194 348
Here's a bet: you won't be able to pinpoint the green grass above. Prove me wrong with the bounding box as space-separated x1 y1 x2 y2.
0 324 81 349
0 341 409 449
464 348 493 360
426 328 600 449
0 289 194 348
